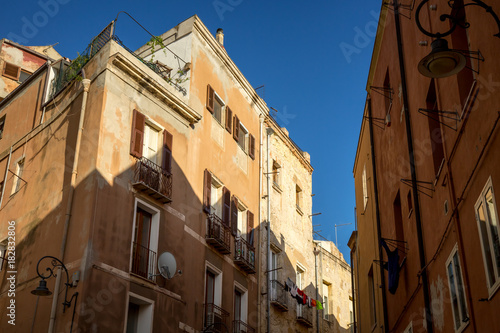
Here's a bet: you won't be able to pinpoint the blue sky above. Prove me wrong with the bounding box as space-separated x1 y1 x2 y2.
1 0 379 263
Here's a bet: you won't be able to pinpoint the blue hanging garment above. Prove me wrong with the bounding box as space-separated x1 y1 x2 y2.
381 239 400 294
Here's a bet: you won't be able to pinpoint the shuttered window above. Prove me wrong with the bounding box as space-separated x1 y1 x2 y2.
2 63 20 81
233 114 240 142
231 196 239 236
130 109 145 158
225 106 233 133
222 187 231 227
249 134 255 159
247 211 254 246
206 84 214 113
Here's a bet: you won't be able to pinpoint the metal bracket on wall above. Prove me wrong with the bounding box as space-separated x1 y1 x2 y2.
401 178 435 198
454 49 485 75
418 108 459 131
370 86 394 102
363 115 386 130
383 0 416 19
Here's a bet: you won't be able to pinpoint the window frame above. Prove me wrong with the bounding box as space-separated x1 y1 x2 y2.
124 292 154 333
272 160 281 189
212 91 225 126
205 261 223 308
210 174 224 218
11 156 25 195
234 281 248 324
322 281 331 320
129 198 161 281
237 122 249 152
474 176 500 296
445 244 469 333
0 115 6 140
296 184 302 213
362 164 368 210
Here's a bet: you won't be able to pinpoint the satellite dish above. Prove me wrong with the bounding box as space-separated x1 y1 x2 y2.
157 252 177 279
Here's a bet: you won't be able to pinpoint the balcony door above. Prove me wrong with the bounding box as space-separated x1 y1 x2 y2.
143 124 159 164
133 208 152 277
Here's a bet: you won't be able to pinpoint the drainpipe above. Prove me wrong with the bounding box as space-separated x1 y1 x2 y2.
367 97 388 332
266 126 274 333
394 1 433 331
257 114 264 332
48 78 91 333
349 247 356 333
313 245 320 333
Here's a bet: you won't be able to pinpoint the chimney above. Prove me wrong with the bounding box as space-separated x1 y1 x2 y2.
216 28 224 46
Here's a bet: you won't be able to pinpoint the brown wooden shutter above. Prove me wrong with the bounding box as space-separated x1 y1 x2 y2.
162 130 173 174
222 187 231 227
225 106 233 133
247 210 254 246
203 169 212 213
231 196 239 236
3 63 20 80
130 109 145 158
207 84 214 113
249 134 255 159
233 114 240 142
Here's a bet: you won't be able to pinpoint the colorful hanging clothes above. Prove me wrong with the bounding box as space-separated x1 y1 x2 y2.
285 277 297 297
316 301 323 310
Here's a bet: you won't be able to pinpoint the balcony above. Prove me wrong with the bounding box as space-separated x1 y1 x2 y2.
270 280 288 311
132 157 172 204
131 241 156 281
204 303 229 333
206 214 231 255
233 320 255 333
297 304 313 327
234 237 256 274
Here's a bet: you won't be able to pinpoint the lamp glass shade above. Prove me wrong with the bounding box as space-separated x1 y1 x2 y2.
31 279 53 296
418 38 466 78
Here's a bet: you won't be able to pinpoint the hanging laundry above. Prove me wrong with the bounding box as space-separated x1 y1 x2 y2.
316 301 323 310
381 239 400 294
311 299 316 307
285 277 298 297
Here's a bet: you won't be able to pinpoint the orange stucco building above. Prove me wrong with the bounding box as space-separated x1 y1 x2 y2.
351 1 500 332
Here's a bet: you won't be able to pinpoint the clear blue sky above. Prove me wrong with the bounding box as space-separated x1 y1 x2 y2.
1 0 379 263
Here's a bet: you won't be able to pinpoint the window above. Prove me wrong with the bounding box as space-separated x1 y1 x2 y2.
2 62 20 81
368 265 377 327
0 115 5 139
474 177 500 294
18 70 31 83
296 184 302 211
210 178 223 218
234 282 248 326
126 293 153 333
130 200 160 280
362 164 368 209
296 264 305 315
323 282 330 320
130 109 173 172
204 263 223 328
237 123 248 151
445 245 469 332
206 84 224 125
237 204 247 239
143 124 159 164
272 161 281 188
11 157 24 195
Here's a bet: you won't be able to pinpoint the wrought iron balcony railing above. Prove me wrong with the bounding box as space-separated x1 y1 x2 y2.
270 280 288 311
234 237 256 274
232 320 255 333
297 304 313 327
132 157 172 203
206 214 231 255
131 241 156 281
204 303 229 333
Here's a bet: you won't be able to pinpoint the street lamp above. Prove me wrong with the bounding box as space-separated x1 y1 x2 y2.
415 0 500 78
31 256 79 333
